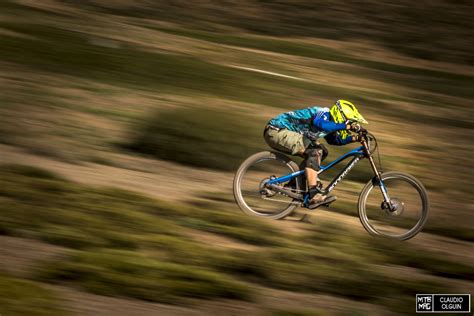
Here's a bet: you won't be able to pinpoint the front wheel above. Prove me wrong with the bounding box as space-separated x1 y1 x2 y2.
358 171 429 240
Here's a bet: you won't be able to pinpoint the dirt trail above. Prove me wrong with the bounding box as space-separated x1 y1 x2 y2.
0 235 385 315
47 284 260 316
0 144 233 202
0 236 67 277
1 145 473 315
315 210 474 265
1 144 472 265
45 283 390 316
0 145 474 265
184 228 262 251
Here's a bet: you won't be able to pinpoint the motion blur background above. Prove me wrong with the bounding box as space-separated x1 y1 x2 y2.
0 1 473 315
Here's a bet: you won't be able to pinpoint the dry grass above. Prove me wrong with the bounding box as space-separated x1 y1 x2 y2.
0 1 472 314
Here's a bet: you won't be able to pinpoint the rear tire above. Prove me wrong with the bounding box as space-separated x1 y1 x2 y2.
233 151 302 219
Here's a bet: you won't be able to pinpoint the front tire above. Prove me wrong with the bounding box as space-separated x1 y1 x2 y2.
233 151 302 219
358 171 429 240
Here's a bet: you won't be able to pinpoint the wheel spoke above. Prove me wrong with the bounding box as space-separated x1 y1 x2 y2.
240 159 296 215
234 152 301 219
358 172 429 240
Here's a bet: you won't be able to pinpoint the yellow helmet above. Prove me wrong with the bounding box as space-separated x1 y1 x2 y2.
330 100 368 124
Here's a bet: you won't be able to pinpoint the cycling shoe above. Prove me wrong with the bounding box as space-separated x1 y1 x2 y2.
308 195 337 209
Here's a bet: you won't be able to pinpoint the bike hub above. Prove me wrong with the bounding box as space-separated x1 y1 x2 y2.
259 176 277 197
381 198 404 216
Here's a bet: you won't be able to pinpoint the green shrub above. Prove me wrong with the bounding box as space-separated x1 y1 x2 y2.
0 164 65 180
38 249 253 303
0 165 183 249
365 237 474 280
0 21 329 107
0 273 64 316
0 164 460 311
128 107 266 171
424 225 474 242
208 250 270 281
0 164 280 251
397 250 474 280
181 208 281 246
74 0 474 65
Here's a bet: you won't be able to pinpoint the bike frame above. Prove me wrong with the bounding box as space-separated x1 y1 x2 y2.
267 146 364 192
266 139 391 205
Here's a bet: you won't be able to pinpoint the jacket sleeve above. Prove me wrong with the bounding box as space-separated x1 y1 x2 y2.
312 115 346 133
324 132 353 146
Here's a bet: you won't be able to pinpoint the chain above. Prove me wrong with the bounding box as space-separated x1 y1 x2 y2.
264 185 305 194
261 187 304 205
262 196 301 205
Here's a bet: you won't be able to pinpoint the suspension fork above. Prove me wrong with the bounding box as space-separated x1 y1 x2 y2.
361 139 392 204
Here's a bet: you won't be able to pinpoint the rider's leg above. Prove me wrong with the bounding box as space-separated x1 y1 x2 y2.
264 129 308 191
306 169 325 203
264 129 310 156
303 147 327 203
305 166 318 187
264 129 332 205
302 142 328 185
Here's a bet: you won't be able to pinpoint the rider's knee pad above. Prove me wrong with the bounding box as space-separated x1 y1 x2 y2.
304 148 321 171
319 144 328 162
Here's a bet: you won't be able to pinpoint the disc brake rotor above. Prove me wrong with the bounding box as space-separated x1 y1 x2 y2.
259 177 277 198
383 197 404 216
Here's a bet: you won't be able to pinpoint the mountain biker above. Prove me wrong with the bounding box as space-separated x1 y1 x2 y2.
263 99 368 208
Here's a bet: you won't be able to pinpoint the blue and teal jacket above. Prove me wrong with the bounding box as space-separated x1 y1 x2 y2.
268 106 352 145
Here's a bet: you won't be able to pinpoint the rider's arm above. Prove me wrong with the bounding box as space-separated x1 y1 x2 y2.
313 118 347 133
312 113 347 133
324 132 354 145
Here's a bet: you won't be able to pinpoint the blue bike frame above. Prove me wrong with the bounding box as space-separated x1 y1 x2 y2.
266 146 366 199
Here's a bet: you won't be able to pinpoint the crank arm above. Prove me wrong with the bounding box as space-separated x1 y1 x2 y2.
267 184 302 200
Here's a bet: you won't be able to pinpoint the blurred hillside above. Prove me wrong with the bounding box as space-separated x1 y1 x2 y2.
0 0 473 315
73 0 474 65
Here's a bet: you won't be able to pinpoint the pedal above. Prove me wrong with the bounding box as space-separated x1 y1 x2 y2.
307 195 337 209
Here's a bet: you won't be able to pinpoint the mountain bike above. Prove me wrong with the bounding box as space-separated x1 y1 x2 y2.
233 130 429 240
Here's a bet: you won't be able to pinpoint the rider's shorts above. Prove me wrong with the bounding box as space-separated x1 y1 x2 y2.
264 128 312 156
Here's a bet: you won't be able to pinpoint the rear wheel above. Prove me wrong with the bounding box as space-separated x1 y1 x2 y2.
358 171 429 240
233 151 303 219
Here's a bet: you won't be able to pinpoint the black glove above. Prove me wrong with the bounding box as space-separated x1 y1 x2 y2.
349 122 361 132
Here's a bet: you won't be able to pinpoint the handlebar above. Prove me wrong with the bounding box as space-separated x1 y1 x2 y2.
357 127 368 136
357 129 377 155
345 121 374 152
